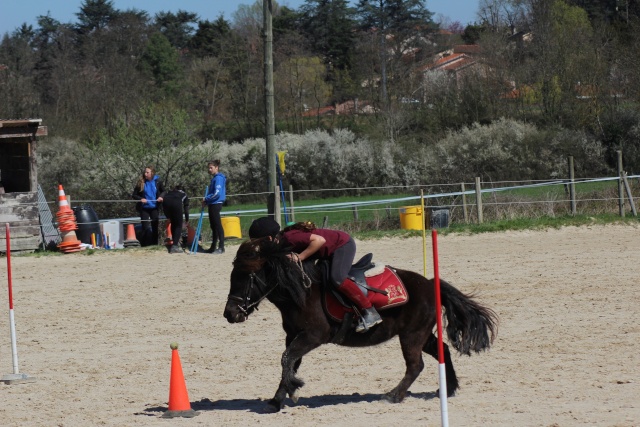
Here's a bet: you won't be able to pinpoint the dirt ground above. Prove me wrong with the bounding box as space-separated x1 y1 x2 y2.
0 224 638 426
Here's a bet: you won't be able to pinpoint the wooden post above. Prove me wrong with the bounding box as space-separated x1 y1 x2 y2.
622 172 637 217
461 182 468 223
617 150 625 217
352 205 358 221
288 184 295 223
475 177 483 224
322 216 328 228
568 156 576 215
264 0 276 215
274 185 281 226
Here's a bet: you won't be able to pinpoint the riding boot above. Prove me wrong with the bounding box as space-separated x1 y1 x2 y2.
356 307 382 333
337 279 383 332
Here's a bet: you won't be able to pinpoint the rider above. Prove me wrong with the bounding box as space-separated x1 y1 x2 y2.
248 217 382 333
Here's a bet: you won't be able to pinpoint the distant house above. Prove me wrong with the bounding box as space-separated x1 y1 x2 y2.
420 44 482 87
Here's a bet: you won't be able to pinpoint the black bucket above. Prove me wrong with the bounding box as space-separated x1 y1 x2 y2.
73 205 101 244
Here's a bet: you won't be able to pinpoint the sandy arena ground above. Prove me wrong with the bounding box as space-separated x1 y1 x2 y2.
0 224 638 426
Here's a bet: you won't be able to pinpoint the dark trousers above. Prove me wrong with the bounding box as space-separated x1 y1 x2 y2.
207 203 224 250
330 238 356 285
163 198 184 247
140 207 159 246
332 238 371 309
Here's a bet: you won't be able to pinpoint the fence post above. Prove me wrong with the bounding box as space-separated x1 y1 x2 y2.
386 205 391 220
617 150 625 217
322 216 329 228
274 185 282 225
352 205 358 221
288 184 295 223
622 172 637 217
475 177 483 224
568 156 576 215
461 182 468 223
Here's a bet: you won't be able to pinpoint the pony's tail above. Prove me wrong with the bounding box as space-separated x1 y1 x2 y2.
439 279 499 356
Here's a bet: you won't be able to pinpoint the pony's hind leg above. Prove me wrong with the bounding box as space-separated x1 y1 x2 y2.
383 335 426 403
423 333 459 396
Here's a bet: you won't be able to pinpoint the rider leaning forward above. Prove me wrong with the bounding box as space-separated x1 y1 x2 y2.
248 217 383 332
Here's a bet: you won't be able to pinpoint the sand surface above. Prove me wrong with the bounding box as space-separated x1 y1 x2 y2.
0 224 638 426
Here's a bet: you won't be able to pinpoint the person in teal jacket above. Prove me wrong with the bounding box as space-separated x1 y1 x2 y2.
131 165 165 246
202 159 227 254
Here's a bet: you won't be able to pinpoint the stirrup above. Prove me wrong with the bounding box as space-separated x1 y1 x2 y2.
355 308 382 333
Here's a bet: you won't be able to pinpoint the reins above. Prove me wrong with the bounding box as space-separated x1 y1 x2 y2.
228 254 312 315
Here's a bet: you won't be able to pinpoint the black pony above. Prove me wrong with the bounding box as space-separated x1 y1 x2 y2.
224 238 498 412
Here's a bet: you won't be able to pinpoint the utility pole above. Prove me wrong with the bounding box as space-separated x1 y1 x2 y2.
264 0 276 217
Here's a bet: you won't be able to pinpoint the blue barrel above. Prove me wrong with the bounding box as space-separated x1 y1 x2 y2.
72 205 101 244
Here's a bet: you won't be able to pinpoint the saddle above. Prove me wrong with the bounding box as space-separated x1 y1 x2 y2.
320 254 409 341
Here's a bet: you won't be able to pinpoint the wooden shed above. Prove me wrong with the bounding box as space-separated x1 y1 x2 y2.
0 119 48 252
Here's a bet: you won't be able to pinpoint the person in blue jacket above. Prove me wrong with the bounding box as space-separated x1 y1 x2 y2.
202 159 227 254
131 165 165 246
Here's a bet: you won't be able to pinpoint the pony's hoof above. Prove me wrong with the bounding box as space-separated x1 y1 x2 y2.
382 392 402 403
290 389 300 404
265 399 282 413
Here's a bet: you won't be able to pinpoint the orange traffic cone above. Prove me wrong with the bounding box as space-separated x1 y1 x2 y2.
123 223 140 248
57 230 82 253
57 184 72 213
162 343 199 419
164 221 173 246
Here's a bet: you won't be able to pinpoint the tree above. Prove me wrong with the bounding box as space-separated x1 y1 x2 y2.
154 10 198 49
356 0 435 107
75 0 118 34
189 16 232 58
140 33 183 96
300 0 356 72
85 104 218 217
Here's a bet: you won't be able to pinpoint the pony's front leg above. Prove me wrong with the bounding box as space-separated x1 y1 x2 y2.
267 332 321 412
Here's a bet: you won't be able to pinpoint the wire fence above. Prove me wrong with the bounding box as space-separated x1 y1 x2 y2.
1 174 639 253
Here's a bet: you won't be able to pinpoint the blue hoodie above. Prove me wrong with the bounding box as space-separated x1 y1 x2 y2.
143 175 160 209
204 172 227 205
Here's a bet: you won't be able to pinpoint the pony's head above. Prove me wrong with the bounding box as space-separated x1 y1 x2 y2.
224 238 313 323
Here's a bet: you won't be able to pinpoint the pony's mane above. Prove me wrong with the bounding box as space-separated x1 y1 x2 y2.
234 239 315 307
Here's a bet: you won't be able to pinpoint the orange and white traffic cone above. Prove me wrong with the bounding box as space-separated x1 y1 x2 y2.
56 184 82 253
123 223 141 248
57 184 72 213
162 343 199 419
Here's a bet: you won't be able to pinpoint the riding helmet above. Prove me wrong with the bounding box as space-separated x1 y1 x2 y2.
248 217 281 239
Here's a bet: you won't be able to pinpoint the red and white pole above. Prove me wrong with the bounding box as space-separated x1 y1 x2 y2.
2 223 35 384
432 229 449 427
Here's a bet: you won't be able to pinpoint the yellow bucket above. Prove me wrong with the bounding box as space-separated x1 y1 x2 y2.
399 206 423 230
221 216 242 239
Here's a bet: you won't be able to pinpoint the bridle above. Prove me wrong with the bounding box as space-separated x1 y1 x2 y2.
227 271 278 316
227 257 312 316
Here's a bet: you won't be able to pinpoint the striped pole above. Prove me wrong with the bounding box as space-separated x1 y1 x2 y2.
432 229 449 426
190 186 208 254
2 224 35 384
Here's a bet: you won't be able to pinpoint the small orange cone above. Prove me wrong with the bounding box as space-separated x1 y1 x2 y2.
162 343 199 419
123 223 140 248
165 222 173 246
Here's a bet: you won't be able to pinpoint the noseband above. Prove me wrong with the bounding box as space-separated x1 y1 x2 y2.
227 272 277 316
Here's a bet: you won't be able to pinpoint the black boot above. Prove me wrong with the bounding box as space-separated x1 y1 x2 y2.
356 307 382 333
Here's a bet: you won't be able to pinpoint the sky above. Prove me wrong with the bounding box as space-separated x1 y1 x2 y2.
0 0 481 36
